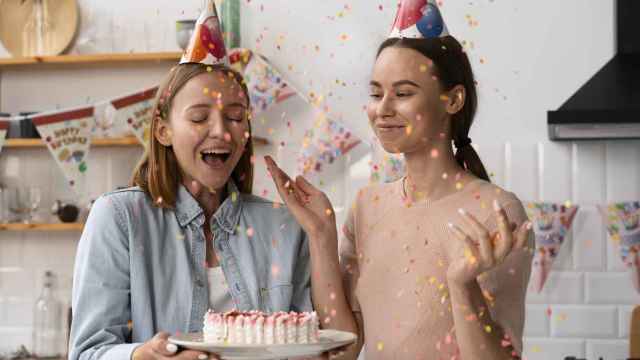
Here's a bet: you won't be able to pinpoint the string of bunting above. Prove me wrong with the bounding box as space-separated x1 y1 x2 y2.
0 48 363 196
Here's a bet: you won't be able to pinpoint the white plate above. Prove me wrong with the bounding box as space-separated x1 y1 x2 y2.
169 330 357 360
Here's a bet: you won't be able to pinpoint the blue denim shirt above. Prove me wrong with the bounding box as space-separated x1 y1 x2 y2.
69 181 311 360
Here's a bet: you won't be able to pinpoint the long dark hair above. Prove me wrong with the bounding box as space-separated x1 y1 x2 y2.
377 36 490 182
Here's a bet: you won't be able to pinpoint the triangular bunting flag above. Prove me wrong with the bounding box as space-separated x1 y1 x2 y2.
298 110 362 175
111 87 158 148
602 202 640 293
243 52 297 115
525 202 579 293
31 107 94 195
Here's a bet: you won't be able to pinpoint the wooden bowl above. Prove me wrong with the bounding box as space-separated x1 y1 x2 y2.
0 0 79 57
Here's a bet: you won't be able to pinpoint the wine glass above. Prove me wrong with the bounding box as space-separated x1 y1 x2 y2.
28 187 42 223
8 187 41 224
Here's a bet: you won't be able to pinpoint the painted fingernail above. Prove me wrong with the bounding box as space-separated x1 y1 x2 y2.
448 222 455 229
493 199 501 212
166 343 178 353
525 221 533 230
457 208 466 216
198 354 208 360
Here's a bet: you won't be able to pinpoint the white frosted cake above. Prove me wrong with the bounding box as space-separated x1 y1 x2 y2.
203 310 320 344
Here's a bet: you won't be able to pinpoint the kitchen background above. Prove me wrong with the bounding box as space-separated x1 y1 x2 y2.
0 0 638 359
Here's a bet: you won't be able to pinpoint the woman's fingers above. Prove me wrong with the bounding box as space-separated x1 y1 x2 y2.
514 221 533 250
448 222 480 265
295 175 318 197
174 350 217 359
457 209 493 267
151 332 178 356
265 156 302 205
492 200 514 262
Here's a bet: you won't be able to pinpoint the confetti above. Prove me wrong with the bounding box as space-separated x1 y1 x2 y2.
271 265 280 277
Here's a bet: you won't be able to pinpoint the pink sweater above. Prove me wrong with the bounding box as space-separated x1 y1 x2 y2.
340 178 533 359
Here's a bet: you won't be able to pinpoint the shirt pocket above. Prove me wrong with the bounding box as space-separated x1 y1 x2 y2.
261 284 293 313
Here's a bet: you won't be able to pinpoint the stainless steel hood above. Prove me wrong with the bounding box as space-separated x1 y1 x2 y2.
548 0 640 141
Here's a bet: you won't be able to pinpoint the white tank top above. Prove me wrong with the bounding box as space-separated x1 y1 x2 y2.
206 267 234 312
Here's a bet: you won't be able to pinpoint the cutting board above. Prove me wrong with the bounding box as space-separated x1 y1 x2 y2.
0 0 78 57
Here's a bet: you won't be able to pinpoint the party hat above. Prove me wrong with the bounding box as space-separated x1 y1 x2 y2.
180 0 228 65
390 0 449 39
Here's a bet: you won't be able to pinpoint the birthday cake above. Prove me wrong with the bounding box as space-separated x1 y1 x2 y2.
203 310 320 344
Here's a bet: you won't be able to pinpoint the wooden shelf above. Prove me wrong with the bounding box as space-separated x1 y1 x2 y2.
0 52 182 67
4 136 270 148
0 223 84 231
4 136 141 148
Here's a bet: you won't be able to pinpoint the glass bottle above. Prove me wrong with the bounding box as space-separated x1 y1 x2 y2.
32 271 63 358
221 0 240 49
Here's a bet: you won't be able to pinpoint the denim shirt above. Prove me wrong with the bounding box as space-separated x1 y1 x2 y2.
69 181 311 360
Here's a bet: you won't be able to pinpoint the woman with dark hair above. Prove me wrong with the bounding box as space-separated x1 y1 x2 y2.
265 1 533 359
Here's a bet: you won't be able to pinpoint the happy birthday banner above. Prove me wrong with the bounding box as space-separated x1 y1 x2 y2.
31 107 93 196
111 86 158 148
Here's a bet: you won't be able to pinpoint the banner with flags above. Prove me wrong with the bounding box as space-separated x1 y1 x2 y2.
31 107 94 195
111 86 158 148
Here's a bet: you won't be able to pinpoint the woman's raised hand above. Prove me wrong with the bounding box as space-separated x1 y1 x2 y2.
446 200 532 286
132 332 219 360
265 156 338 242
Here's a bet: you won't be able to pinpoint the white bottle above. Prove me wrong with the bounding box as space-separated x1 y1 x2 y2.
32 271 62 358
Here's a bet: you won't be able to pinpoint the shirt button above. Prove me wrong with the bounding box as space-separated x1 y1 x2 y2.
196 279 204 287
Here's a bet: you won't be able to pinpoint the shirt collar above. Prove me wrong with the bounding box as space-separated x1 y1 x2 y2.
175 180 242 234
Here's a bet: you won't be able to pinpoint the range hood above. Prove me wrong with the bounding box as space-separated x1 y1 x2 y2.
548 0 640 141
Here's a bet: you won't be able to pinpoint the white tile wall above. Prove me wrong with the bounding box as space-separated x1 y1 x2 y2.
523 338 585 360
586 340 630 360
549 306 617 339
